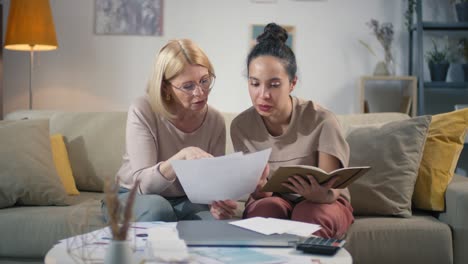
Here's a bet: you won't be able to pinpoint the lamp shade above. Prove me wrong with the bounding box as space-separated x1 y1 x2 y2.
5 0 58 51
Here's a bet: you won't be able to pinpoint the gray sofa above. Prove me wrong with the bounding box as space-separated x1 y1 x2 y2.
1 110 467 264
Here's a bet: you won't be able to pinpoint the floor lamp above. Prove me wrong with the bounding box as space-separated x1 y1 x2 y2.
4 0 58 110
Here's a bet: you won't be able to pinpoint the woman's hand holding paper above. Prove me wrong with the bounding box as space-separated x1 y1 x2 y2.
250 164 273 200
210 200 238 219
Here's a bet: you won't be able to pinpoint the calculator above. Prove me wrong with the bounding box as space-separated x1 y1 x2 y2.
296 236 345 256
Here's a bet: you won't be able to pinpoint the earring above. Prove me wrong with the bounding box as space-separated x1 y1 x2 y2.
165 92 171 101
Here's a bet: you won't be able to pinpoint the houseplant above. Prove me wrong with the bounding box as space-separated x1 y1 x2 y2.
426 39 450 82
404 0 417 31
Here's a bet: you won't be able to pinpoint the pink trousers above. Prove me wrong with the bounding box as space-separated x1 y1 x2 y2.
243 196 354 238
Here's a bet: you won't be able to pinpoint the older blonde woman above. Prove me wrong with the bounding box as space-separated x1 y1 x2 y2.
103 39 236 222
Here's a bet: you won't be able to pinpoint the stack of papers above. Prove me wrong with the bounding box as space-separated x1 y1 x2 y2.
229 217 322 237
171 149 272 204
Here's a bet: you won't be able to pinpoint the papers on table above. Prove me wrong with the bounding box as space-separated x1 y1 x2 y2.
190 247 287 264
53 222 176 263
54 222 290 264
171 148 272 204
58 222 176 251
52 221 320 264
229 217 322 237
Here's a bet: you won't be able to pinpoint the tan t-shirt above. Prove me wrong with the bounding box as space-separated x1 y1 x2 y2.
230 96 350 201
117 96 226 197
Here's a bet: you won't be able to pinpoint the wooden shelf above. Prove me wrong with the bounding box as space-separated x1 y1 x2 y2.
361 76 417 81
359 76 417 117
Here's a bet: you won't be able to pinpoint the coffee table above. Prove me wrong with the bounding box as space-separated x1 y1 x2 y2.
45 244 352 264
45 222 352 264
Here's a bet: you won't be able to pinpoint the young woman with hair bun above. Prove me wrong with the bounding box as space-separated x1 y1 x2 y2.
230 23 354 238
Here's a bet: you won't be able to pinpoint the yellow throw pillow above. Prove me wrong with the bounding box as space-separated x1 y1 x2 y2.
50 134 79 195
413 109 468 211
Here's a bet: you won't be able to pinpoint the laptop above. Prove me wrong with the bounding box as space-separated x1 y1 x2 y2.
176 220 300 247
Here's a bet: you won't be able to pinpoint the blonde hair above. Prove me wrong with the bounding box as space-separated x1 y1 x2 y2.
147 39 215 119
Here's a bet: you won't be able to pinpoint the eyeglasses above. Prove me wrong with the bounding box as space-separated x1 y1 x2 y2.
167 74 216 95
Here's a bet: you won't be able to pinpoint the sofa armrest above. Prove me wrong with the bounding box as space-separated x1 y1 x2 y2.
439 174 468 264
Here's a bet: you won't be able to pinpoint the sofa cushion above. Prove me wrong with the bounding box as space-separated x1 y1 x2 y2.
346 214 452 264
49 112 127 192
0 192 106 258
413 109 468 211
50 134 80 195
337 112 410 133
439 174 468 264
346 116 431 217
0 119 68 208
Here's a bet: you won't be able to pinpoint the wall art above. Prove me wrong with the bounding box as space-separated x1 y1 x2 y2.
95 0 163 36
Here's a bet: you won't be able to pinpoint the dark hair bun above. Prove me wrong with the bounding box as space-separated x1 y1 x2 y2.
256 23 288 44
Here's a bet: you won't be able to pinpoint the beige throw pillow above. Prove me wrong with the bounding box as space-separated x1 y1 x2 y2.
346 116 431 217
49 112 127 192
0 119 68 208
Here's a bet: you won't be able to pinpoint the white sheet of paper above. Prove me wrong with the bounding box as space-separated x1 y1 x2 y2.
265 218 322 237
228 217 279 235
229 217 321 237
170 148 272 204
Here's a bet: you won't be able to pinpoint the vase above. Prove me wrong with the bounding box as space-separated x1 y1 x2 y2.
373 48 395 76
385 58 395 76
384 48 395 76
104 240 133 264
374 61 391 76
428 62 450 82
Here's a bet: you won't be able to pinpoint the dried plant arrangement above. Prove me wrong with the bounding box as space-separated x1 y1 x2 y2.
367 19 394 65
104 178 140 241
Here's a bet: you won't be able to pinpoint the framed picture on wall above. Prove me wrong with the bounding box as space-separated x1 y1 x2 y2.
250 24 295 51
94 0 163 36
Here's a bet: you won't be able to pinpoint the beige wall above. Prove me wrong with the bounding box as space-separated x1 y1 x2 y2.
1 0 456 115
